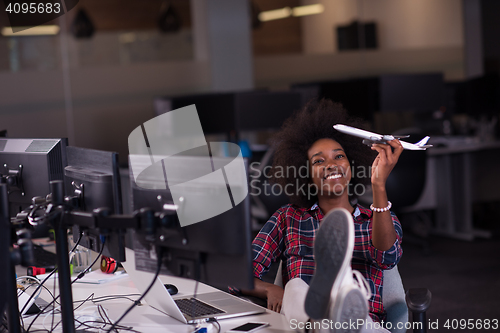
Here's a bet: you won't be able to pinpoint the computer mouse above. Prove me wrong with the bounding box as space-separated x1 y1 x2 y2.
164 284 178 295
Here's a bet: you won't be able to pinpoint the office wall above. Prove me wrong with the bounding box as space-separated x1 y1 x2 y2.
0 0 466 161
252 0 302 55
0 61 210 164
301 0 464 54
254 46 464 88
0 48 464 163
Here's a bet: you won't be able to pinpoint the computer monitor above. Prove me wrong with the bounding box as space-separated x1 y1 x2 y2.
235 91 302 131
0 137 67 330
0 138 68 217
64 146 126 262
337 21 378 50
154 91 302 136
128 153 254 290
292 78 379 121
446 74 500 116
155 93 236 136
291 73 444 122
378 73 444 113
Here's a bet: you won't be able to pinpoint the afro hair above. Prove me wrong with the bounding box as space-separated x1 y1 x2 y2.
269 98 376 208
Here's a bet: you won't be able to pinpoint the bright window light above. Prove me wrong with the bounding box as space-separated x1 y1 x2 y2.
2 25 60 36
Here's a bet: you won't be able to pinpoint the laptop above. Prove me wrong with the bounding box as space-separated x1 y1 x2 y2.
121 248 265 324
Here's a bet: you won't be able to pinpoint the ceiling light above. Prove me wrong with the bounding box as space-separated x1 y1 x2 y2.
258 7 292 22
292 4 325 17
2 25 60 36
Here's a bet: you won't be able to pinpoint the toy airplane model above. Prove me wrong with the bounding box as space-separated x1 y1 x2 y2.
333 124 433 150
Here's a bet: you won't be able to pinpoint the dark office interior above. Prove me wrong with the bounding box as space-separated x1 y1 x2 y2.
1 1 500 332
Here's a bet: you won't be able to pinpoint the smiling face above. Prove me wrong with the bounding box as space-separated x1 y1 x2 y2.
307 138 351 197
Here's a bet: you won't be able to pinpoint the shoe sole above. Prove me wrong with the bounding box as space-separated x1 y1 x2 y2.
330 286 368 333
304 208 352 319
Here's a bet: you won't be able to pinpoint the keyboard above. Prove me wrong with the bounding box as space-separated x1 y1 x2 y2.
32 245 58 268
174 298 225 317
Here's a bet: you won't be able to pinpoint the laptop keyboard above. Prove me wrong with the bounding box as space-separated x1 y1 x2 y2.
174 298 225 317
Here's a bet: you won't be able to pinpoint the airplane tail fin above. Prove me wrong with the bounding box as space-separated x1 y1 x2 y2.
416 136 430 146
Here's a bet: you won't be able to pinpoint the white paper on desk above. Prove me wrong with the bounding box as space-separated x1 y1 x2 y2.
36 270 127 284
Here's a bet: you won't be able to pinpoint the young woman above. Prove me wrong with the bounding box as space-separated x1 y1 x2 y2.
243 99 403 331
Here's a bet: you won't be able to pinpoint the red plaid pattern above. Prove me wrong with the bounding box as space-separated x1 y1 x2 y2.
252 203 403 322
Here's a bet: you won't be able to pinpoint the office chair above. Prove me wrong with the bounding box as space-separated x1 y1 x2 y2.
385 128 432 252
250 148 290 227
247 146 431 332
385 130 427 208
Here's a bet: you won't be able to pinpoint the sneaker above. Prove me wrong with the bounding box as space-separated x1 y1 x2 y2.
304 208 369 332
328 273 370 333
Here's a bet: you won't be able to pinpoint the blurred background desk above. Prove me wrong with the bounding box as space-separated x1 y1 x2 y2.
403 137 500 241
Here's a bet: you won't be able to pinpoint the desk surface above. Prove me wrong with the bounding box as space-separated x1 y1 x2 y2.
20 270 293 333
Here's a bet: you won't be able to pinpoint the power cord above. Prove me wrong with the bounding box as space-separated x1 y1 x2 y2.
25 233 105 332
19 226 83 332
106 247 164 333
19 214 82 317
47 236 108 333
208 318 221 333
40 292 143 333
71 236 106 284
42 303 141 333
73 293 142 306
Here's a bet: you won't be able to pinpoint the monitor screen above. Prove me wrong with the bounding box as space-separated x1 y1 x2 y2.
64 146 126 262
379 73 444 113
128 152 254 290
235 91 302 131
155 93 236 135
292 78 379 121
292 73 444 122
155 91 302 135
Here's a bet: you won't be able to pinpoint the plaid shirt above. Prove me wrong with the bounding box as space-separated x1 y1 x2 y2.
252 203 403 322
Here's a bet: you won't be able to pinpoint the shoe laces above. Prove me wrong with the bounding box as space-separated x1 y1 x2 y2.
353 270 372 300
